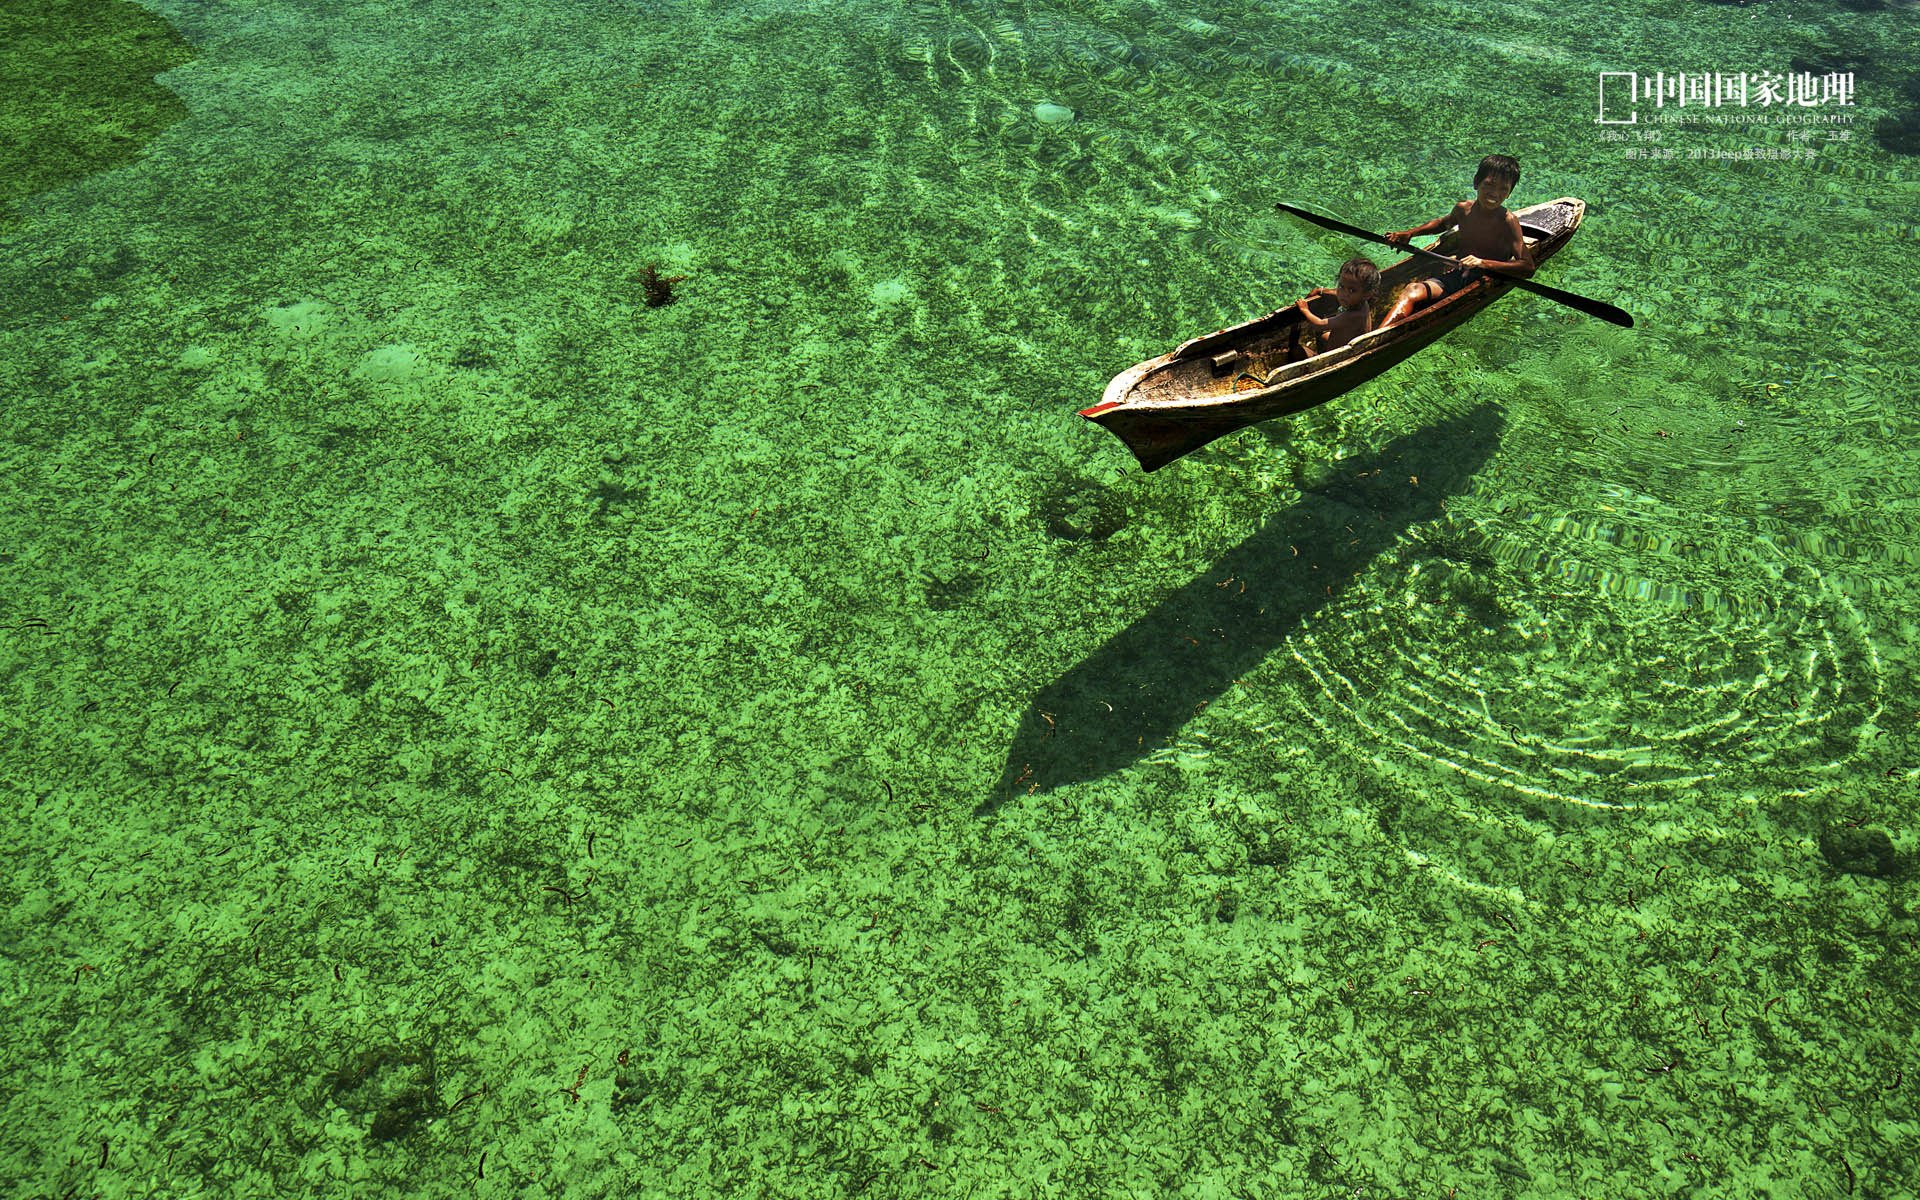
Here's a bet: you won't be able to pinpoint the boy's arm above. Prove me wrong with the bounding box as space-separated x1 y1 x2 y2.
1385 202 1468 247
1294 288 1331 328
1502 212 1537 274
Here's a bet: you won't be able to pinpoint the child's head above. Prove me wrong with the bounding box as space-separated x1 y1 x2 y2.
1474 154 1521 190
1336 257 1380 305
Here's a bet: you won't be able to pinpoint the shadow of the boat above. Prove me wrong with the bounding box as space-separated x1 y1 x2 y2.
982 405 1502 816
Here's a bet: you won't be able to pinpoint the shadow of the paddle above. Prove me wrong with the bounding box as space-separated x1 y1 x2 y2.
982 406 1501 816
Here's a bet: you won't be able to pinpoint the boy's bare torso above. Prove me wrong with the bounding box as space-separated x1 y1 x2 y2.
1449 200 1521 260
1322 307 1369 350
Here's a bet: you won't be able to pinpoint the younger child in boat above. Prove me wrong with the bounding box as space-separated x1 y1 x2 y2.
1293 256 1380 356
1379 153 1535 327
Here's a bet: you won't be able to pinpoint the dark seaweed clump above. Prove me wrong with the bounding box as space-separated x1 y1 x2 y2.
327 1044 438 1141
922 568 984 611
1818 824 1905 879
637 264 686 307
1874 76 1920 157
1038 479 1129 543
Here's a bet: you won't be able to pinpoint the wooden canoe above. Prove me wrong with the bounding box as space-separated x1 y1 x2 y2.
1080 196 1586 471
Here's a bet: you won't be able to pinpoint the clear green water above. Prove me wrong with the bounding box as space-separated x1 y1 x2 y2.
3 0 1916 1195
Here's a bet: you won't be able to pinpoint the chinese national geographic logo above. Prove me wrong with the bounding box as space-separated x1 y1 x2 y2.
1597 71 1855 124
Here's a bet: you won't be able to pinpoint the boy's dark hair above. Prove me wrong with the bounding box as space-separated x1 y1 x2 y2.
1475 154 1521 187
1339 257 1380 296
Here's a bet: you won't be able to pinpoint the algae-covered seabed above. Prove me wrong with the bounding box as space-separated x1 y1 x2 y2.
3 0 1917 1195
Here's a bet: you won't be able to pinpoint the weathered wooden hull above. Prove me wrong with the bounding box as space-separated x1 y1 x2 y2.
1082 197 1586 471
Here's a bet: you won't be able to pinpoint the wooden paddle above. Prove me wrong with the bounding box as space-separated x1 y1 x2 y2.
1275 202 1634 329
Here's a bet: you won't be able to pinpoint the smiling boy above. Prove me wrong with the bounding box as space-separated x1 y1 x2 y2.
1379 154 1535 327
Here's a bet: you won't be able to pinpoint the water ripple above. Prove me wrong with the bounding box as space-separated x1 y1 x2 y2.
1277 519 1885 811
